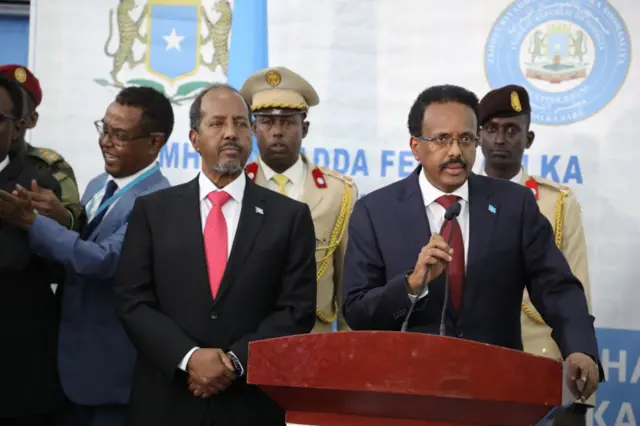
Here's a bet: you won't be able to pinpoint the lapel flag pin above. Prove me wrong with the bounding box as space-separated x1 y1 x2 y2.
488 205 496 214
255 206 264 215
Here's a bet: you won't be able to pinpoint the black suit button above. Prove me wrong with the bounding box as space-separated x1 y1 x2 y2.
210 311 218 320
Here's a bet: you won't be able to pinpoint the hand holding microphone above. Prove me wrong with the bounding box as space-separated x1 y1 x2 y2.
406 234 453 294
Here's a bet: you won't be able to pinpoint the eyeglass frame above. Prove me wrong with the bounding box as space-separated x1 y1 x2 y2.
94 119 163 146
0 113 19 124
414 133 480 150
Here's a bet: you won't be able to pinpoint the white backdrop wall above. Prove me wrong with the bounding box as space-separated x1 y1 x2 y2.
29 0 640 423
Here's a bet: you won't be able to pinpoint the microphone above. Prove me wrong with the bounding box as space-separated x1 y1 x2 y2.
401 201 461 333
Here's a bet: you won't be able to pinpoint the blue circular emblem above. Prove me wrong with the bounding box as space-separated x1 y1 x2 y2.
484 0 631 125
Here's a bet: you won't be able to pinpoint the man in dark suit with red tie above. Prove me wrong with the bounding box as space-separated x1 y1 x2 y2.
342 85 601 401
114 83 317 426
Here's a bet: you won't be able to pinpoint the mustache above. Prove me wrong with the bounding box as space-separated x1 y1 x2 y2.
219 141 243 152
439 158 467 170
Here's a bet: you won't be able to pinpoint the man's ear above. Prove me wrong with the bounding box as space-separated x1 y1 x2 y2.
189 129 200 153
149 133 165 155
302 121 310 139
410 136 421 161
526 131 535 149
27 111 39 129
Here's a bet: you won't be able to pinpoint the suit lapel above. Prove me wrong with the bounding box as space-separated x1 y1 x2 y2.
214 177 265 304
462 173 496 316
397 168 431 268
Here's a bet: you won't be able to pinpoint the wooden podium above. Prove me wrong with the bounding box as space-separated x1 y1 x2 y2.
247 331 562 426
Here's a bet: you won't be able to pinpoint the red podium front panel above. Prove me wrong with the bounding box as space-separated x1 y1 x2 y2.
247 331 562 425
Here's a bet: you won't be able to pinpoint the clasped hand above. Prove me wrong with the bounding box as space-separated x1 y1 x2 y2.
186 348 236 398
407 233 453 293
0 180 68 229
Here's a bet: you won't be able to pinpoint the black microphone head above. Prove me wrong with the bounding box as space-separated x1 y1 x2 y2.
444 201 461 221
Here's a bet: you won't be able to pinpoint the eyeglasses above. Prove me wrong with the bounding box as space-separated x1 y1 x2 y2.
94 119 158 147
416 134 479 150
0 113 18 124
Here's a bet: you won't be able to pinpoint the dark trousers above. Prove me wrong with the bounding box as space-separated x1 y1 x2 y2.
0 415 55 426
54 402 128 426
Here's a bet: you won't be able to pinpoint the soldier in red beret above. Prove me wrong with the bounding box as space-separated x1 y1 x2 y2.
0 64 82 231
479 84 595 408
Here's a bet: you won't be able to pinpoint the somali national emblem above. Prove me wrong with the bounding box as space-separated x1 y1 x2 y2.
94 0 232 105
14 68 27 84
265 70 281 87
484 0 631 125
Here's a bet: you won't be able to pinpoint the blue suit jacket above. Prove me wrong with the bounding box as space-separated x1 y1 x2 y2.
29 167 170 406
342 167 600 363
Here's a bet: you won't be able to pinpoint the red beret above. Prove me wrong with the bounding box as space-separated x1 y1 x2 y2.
0 64 42 107
479 84 531 126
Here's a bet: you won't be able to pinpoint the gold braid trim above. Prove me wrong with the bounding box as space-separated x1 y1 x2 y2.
314 182 352 324
252 102 308 111
522 191 567 325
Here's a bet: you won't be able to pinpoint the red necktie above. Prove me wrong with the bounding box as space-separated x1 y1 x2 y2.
203 191 231 299
435 195 465 311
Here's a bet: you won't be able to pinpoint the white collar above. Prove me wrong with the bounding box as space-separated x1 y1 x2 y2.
259 155 306 185
481 166 523 184
107 161 158 189
198 170 246 203
418 168 469 207
0 156 9 173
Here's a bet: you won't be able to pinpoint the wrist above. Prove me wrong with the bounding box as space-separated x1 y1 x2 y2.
405 269 419 294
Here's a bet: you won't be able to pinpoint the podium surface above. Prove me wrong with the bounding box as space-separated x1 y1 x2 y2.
248 331 562 426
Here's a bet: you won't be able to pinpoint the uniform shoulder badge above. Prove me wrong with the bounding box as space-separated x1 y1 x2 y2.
311 167 328 188
30 147 62 165
317 166 354 187
531 175 570 193
245 162 258 182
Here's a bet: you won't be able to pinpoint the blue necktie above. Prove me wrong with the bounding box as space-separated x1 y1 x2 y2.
82 180 118 239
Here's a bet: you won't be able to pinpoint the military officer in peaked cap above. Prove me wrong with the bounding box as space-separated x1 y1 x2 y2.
0 64 82 231
479 84 595 405
241 66 358 332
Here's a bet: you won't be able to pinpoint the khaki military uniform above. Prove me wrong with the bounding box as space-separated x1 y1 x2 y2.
519 169 595 405
246 155 357 332
17 140 82 230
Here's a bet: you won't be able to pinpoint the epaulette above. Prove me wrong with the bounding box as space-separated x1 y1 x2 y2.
317 166 355 187
531 175 570 193
245 162 258 181
28 147 62 165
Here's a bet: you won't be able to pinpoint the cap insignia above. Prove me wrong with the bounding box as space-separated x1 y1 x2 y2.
265 70 281 87
511 91 522 112
15 68 27 84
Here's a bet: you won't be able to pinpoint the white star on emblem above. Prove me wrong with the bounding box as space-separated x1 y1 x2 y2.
164 28 184 51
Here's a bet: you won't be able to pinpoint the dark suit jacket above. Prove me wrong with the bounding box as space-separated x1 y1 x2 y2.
0 153 62 419
114 174 317 426
342 167 600 363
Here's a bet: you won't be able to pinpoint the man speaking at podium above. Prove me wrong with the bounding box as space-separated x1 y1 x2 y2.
342 85 601 401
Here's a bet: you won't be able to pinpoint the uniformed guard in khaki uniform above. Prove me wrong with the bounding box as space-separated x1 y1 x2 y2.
240 66 358 332
479 84 595 405
0 64 82 230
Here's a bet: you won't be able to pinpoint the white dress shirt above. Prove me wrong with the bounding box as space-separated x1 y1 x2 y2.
86 161 159 222
411 171 470 300
259 155 307 200
178 171 246 374
0 156 9 173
